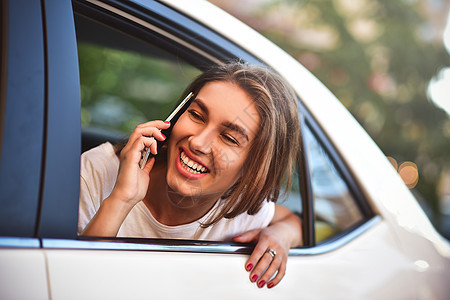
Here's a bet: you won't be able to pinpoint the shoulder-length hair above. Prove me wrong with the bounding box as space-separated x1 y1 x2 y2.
183 61 301 226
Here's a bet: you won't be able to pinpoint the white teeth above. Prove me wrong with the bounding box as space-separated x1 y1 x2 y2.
180 151 208 174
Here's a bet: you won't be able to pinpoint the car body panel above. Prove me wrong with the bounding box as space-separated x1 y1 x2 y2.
43 221 422 300
0 247 49 300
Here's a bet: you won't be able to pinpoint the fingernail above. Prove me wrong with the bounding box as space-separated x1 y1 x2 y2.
246 264 253 271
251 275 258 282
258 280 266 288
234 235 241 239
267 282 274 289
161 133 166 139
163 121 170 124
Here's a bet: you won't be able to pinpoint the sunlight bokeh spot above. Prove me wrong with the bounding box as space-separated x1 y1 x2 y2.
398 161 419 189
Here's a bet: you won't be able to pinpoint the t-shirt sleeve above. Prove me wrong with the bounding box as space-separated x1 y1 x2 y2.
253 200 276 228
77 143 119 235
232 200 276 239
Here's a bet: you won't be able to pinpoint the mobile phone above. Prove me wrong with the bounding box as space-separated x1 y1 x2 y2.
140 92 194 169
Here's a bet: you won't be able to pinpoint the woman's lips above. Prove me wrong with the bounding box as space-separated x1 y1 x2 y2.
180 150 209 174
175 148 210 179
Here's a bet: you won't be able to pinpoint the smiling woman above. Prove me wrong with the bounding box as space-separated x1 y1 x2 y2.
78 61 302 288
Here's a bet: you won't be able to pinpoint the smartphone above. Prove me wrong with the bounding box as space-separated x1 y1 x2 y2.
140 92 194 169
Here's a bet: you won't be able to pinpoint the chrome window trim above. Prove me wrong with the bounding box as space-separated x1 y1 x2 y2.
0 237 41 248
42 216 381 255
85 0 222 65
42 238 254 254
289 215 381 255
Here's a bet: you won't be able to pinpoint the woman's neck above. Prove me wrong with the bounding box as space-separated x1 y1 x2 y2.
143 162 219 226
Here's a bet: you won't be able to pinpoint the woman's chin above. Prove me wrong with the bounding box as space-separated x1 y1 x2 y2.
166 173 203 197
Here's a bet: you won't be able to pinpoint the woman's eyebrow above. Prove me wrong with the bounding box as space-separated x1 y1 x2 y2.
192 98 208 114
223 122 249 142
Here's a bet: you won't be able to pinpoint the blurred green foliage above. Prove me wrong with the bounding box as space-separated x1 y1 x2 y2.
78 43 200 134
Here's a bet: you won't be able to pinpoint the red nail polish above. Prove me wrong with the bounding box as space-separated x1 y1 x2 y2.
246 264 253 271
163 121 170 124
267 282 274 289
251 275 258 282
161 133 166 139
258 280 266 288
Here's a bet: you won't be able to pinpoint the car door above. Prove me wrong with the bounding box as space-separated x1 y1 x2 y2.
0 1 52 299
43 1 407 299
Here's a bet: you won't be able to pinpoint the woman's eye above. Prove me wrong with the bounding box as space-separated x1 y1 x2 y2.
188 110 203 121
222 134 239 146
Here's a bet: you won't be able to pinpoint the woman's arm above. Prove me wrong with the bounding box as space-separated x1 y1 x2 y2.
81 120 169 237
233 204 302 288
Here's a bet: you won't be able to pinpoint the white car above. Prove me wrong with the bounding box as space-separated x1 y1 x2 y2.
1 0 449 299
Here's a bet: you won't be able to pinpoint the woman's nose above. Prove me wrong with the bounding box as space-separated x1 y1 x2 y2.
188 128 215 155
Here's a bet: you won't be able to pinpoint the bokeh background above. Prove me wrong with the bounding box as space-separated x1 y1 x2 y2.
208 0 450 239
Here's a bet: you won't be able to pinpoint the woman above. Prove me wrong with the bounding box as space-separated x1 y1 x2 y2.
78 61 302 289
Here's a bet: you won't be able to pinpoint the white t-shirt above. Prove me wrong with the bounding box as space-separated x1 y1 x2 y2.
78 142 275 241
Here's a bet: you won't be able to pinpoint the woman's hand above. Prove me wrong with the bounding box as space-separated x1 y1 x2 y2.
81 120 170 237
233 205 302 289
111 120 170 207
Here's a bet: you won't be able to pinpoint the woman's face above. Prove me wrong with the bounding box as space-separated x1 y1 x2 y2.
166 81 260 202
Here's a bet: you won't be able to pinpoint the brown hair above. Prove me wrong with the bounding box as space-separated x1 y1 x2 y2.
184 61 301 226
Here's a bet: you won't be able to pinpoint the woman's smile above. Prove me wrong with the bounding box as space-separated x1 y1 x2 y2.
176 147 210 180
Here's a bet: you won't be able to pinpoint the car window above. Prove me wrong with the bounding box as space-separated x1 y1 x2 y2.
303 125 364 242
74 11 306 244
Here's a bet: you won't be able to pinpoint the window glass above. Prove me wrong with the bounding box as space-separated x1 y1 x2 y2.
303 125 364 242
280 166 302 217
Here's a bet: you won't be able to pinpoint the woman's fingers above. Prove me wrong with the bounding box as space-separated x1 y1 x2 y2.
249 246 285 288
136 120 171 129
233 229 261 243
122 121 169 160
141 156 155 174
128 126 166 148
125 121 170 152
244 235 267 271
235 227 290 289
266 257 287 288
256 250 286 288
123 136 159 163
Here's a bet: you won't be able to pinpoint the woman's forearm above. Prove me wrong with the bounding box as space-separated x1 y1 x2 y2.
81 196 134 237
271 205 303 248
